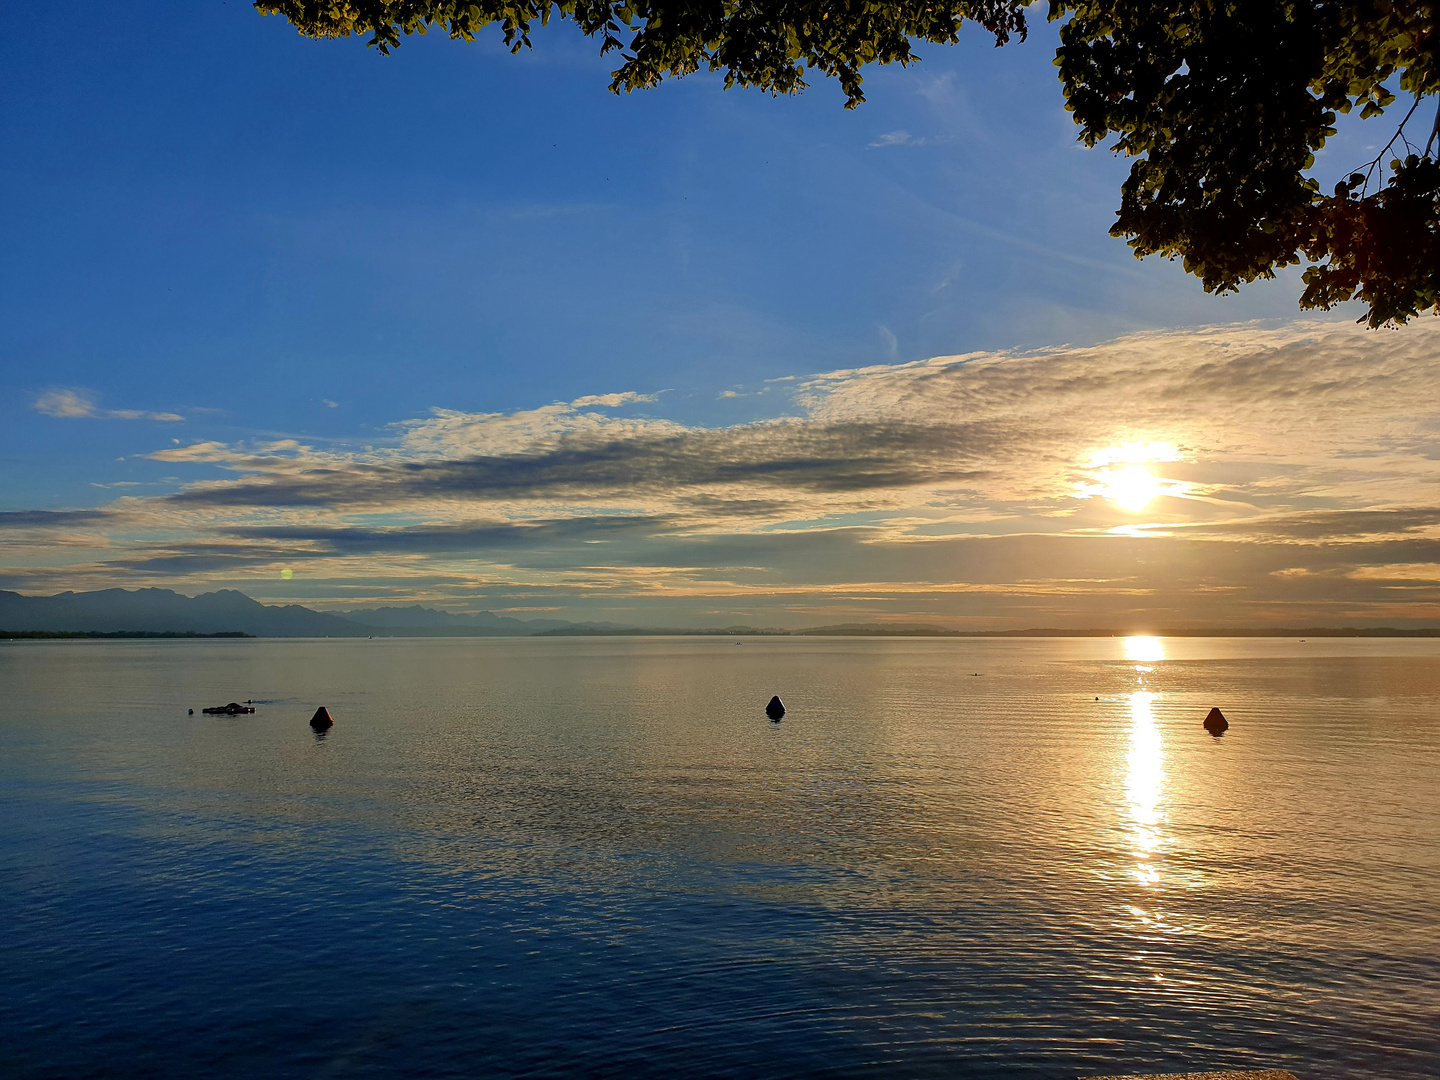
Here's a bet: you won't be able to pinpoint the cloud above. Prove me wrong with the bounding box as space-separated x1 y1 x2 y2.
569 391 658 408
229 515 675 555
868 130 948 149
153 418 997 510
33 390 98 418
1168 508 1440 542
11 318 1440 627
108 409 185 421
137 318 1440 526
33 389 184 422
913 72 958 107
0 509 110 528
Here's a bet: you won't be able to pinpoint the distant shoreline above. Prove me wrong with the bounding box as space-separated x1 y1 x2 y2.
8 588 1440 640
535 626 1440 638
0 630 254 640
6 627 1440 640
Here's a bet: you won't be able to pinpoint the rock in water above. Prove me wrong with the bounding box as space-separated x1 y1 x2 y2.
1204 707 1229 735
766 695 785 720
310 706 334 730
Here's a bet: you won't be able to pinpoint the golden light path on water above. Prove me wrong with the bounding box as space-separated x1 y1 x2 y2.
1121 637 1167 890
1117 636 1174 969
1126 689 1165 887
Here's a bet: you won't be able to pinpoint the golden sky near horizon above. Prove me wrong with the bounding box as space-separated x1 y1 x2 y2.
7 317 1440 628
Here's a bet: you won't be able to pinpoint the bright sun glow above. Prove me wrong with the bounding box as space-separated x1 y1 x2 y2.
1075 442 1188 512
1106 463 1161 511
1088 441 1181 469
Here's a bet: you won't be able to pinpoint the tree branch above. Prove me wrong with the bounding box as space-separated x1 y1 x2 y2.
1351 95 1426 192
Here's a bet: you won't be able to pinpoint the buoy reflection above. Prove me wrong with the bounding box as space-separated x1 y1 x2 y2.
1125 690 1165 886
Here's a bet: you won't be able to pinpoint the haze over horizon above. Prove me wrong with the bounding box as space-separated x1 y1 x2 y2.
4 3 1438 629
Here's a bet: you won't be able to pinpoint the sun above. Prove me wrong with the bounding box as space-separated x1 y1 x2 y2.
1074 442 1186 512
1106 463 1162 512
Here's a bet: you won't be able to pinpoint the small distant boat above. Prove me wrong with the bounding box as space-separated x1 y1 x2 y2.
202 702 255 715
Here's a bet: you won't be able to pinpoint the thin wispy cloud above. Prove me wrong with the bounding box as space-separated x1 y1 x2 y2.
0 509 111 528
570 391 659 408
868 130 948 149
33 389 184 422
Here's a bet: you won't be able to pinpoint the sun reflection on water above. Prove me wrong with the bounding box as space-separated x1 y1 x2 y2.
1125 690 1165 887
1123 636 1166 663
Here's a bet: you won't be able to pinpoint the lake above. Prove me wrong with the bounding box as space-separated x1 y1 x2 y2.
2 636 1437 1078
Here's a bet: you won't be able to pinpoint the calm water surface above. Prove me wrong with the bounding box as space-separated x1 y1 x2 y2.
1 636 1437 1078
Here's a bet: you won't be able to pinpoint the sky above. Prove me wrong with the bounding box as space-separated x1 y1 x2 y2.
3 1 1438 628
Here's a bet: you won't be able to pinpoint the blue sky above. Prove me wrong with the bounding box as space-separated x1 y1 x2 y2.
4 2 1438 627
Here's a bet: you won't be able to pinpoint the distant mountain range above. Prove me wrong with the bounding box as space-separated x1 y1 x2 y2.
0 588 355 637
0 588 620 638
3 588 1438 638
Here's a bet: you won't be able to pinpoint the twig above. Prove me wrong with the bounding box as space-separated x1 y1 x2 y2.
1349 94 1425 193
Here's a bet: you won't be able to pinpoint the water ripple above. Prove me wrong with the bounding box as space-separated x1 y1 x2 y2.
1 636 1437 1078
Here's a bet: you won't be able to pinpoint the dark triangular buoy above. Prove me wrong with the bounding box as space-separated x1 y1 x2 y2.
1203 706 1228 735
310 706 334 731
765 695 785 720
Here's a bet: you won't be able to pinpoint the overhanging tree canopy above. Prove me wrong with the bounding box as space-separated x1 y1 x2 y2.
1055 1 1437 326
256 0 1438 326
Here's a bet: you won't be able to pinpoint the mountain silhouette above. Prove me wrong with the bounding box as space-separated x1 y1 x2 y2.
0 588 619 637
0 588 362 636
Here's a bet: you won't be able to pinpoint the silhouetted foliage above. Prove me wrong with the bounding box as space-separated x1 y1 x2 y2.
256 0 1438 326
254 0 1027 106
1054 0 1438 326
